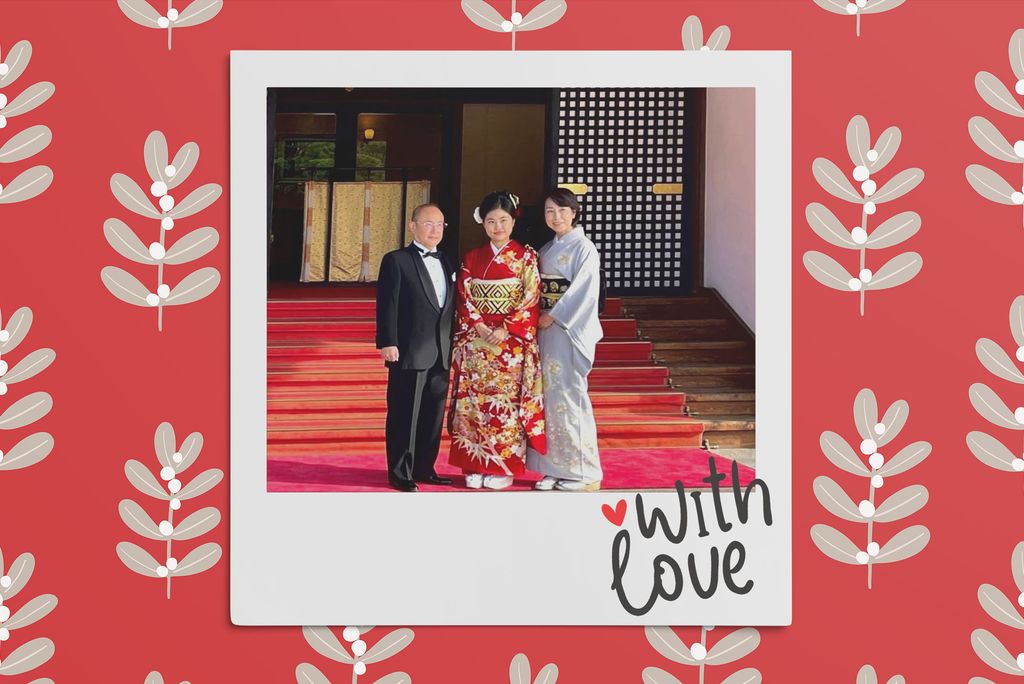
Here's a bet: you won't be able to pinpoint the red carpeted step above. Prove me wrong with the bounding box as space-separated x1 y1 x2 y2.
267 297 626 320
268 356 656 370
268 341 377 354
266 366 669 388
268 384 680 397
268 319 375 332
594 340 651 362
268 348 383 362
268 356 659 370
266 331 373 342
267 417 703 451
268 375 385 389
268 299 377 318
269 285 378 299
599 319 637 338
269 412 697 430
267 317 637 341
267 339 653 363
270 340 373 349
267 388 686 412
266 402 686 423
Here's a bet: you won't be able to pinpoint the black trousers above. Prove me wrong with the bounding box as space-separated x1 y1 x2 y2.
384 358 450 482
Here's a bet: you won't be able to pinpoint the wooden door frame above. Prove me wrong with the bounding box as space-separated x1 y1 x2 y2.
683 87 707 294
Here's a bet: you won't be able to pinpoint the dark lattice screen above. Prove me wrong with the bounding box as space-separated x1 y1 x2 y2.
555 89 688 293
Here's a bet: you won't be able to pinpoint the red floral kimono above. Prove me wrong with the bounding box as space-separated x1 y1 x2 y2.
448 240 546 475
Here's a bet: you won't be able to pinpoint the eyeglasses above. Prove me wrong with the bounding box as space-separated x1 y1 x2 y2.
417 221 448 230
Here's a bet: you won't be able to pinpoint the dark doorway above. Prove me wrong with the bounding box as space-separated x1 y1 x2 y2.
267 88 552 285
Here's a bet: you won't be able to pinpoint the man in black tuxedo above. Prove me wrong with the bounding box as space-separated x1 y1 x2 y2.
375 203 456 492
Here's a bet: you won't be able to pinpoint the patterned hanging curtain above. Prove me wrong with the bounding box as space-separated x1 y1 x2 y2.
300 180 431 282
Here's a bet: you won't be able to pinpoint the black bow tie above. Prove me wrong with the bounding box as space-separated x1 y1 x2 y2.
419 249 441 259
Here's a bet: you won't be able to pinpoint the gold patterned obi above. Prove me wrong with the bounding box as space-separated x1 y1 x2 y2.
540 273 571 311
470 278 523 314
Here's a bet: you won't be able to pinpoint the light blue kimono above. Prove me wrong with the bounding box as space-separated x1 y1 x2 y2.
526 226 604 482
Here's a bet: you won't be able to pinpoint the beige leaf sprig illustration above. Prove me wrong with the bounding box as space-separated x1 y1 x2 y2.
811 0 906 37
0 547 57 678
101 130 221 332
0 306 54 473
810 388 931 589
461 0 567 51
803 115 924 315
856 665 905 684
0 40 54 206
509 652 557 684
116 421 223 599
296 626 413 684
681 15 730 51
144 671 189 684
118 0 224 50
967 295 1024 476
966 29 1024 227
643 626 761 684
969 541 1024 682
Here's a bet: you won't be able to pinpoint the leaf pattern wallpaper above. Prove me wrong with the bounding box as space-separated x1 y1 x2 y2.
0 0 1020 679
0 39 53 206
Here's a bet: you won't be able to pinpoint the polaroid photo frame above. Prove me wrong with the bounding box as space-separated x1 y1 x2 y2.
231 50 791 626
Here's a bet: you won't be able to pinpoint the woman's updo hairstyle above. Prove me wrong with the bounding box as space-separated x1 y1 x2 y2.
544 187 582 226
474 190 520 223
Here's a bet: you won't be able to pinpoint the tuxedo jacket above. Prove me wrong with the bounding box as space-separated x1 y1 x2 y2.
375 244 456 370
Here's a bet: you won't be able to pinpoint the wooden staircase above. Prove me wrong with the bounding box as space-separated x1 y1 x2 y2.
621 294 755 449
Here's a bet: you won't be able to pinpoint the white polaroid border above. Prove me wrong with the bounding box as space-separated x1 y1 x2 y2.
231 51 791 626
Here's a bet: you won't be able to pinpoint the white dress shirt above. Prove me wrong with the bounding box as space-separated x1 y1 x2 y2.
413 240 446 307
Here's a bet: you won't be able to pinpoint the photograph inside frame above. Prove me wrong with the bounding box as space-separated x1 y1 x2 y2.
265 86 755 494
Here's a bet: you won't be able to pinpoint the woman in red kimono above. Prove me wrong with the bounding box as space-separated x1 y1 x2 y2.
448 190 546 490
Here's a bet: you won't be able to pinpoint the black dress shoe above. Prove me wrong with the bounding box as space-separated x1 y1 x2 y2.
388 477 418 492
413 474 454 486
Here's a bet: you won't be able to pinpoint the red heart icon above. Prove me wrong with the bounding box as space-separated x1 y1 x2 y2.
602 499 627 527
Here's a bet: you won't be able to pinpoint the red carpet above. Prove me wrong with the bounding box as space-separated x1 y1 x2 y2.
265 286 746 491
267 447 755 492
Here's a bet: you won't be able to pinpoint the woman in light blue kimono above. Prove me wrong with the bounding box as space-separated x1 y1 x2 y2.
526 188 604 491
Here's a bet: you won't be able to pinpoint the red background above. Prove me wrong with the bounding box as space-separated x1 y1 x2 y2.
1 0 1020 680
